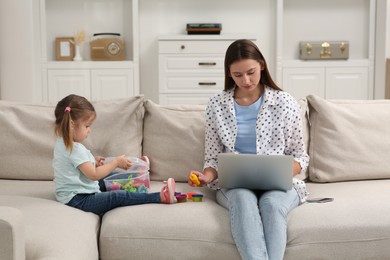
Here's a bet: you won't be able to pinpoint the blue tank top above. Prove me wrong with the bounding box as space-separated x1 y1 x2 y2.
234 95 263 154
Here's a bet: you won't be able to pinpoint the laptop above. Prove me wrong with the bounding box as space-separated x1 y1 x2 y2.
217 153 294 191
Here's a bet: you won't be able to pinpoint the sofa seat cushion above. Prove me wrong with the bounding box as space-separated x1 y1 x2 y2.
99 182 240 260
285 180 390 259
0 180 56 200
0 196 100 260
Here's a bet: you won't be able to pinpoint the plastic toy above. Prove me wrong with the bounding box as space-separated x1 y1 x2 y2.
175 193 187 203
192 194 203 202
108 184 121 190
138 185 148 193
189 173 200 186
104 171 150 193
187 192 197 200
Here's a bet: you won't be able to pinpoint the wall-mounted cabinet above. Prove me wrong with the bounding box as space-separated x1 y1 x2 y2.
39 0 139 102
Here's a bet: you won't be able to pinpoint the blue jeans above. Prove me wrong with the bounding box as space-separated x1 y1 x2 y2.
216 188 299 260
67 190 161 215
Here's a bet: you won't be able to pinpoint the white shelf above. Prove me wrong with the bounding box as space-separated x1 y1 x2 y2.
282 0 370 60
42 0 137 62
158 34 257 41
46 61 135 69
282 59 370 68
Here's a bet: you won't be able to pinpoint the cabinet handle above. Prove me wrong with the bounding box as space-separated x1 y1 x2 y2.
198 62 217 66
198 82 217 86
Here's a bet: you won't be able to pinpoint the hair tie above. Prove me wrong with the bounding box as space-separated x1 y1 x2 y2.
64 106 71 112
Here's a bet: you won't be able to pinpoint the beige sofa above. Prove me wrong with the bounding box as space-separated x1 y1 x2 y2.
1 95 390 260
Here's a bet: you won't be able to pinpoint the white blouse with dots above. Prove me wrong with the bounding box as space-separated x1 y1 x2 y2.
204 86 309 203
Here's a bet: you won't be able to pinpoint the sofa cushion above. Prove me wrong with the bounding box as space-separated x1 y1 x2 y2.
0 180 56 200
143 100 206 182
0 97 144 180
285 180 390 259
0 196 100 260
99 182 241 260
297 98 310 181
0 206 25 260
307 95 390 182
85 96 145 159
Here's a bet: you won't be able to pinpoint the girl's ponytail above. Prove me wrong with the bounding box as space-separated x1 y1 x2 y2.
60 106 73 150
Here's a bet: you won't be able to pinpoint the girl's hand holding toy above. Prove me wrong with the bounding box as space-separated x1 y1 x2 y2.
95 156 105 167
114 155 132 170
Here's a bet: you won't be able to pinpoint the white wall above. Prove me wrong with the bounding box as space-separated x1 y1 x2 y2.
0 0 41 102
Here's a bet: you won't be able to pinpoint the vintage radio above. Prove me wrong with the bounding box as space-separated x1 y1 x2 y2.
90 33 125 61
299 41 349 60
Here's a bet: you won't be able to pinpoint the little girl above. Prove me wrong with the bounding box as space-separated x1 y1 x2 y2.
53 94 176 215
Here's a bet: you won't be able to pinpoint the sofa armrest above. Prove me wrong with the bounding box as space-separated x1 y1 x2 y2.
0 207 25 260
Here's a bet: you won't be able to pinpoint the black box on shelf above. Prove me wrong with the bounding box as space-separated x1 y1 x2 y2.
186 23 222 35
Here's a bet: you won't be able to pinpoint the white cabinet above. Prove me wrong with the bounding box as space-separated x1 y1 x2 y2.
158 35 256 105
47 65 135 102
39 0 139 102
282 62 369 100
45 62 135 102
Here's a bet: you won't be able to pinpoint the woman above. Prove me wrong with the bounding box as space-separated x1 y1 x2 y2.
189 39 309 260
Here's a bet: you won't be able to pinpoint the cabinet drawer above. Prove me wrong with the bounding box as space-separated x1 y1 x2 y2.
160 76 224 93
162 56 224 71
159 41 234 54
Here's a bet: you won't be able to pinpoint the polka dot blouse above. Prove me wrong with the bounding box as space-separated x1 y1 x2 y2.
204 86 309 203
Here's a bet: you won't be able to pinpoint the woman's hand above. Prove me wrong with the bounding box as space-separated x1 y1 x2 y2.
293 160 302 177
188 167 217 187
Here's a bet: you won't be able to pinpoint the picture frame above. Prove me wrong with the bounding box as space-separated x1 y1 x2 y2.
55 37 75 61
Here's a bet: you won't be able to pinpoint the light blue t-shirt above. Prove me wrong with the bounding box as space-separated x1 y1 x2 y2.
53 139 100 204
234 95 263 154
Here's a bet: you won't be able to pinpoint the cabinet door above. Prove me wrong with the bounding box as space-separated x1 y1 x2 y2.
47 69 91 102
325 67 369 99
91 69 134 101
282 68 325 100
